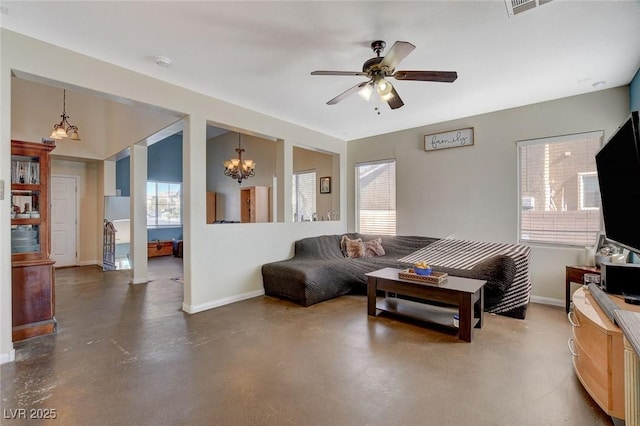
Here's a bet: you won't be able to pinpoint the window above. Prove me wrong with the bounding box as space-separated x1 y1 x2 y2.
356 160 396 235
517 131 603 246
292 171 316 221
147 181 182 227
578 172 600 210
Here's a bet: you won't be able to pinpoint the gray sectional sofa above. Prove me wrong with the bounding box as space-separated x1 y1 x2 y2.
261 233 532 319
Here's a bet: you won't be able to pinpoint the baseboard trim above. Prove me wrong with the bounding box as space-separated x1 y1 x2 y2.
530 295 564 307
0 349 16 365
78 260 99 266
183 289 265 314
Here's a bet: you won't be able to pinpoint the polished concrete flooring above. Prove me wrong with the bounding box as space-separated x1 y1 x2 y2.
1 257 613 425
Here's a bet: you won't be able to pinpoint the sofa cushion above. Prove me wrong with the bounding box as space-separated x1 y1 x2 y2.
345 238 365 258
364 237 386 257
296 234 345 259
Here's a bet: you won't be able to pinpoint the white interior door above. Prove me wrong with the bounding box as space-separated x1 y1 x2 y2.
51 176 77 267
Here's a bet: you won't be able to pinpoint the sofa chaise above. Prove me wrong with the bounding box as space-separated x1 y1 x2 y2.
262 233 532 319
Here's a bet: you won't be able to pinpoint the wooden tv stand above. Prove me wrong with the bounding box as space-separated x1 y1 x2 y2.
569 287 640 421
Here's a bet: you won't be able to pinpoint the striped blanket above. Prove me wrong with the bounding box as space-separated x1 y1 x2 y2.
399 239 532 316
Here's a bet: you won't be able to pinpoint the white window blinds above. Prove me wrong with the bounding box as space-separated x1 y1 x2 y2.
356 160 396 235
517 131 603 246
292 171 316 221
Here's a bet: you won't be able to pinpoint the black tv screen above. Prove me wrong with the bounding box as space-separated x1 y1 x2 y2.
596 111 640 253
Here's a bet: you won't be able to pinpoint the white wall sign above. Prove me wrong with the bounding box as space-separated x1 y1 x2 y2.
424 127 474 151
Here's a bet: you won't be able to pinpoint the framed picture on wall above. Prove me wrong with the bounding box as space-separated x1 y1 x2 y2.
320 177 331 194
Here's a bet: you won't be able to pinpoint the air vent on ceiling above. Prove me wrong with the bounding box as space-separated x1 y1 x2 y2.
505 0 552 16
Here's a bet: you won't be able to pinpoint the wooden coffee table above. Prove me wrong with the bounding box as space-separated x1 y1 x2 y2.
365 267 486 342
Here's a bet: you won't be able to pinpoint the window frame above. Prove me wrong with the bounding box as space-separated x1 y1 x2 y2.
146 180 183 228
516 130 603 247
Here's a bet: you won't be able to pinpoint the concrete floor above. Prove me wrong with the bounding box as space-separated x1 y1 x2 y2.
1 257 613 425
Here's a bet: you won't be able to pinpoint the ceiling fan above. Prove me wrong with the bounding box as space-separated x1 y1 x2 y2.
311 40 458 110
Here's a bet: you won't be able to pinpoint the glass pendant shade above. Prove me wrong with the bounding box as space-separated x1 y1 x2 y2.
376 79 393 97
50 90 81 141
380 92 395 102
358 82 374 101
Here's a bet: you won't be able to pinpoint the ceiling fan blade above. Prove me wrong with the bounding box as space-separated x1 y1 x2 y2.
379 41 415 71
393 70 458 83
386 87 404 110
326 81 369 105
311 71 368 77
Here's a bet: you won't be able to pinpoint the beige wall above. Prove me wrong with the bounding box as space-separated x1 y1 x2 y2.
10 76 181 160
348 87 631 302
206 132 279 222
11 78 107 159
293 146 338 220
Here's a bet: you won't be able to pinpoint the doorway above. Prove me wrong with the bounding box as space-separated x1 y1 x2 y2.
51 175 78 267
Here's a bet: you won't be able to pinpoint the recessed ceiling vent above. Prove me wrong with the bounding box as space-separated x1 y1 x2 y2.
505 0 552 16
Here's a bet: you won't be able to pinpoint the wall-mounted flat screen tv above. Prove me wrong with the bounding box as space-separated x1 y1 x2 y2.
595 111 640 253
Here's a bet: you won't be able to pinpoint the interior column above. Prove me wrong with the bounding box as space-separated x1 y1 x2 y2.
130 143 148 284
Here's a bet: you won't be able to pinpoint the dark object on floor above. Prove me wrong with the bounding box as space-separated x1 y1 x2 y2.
173 240 183 258
261 233 531 319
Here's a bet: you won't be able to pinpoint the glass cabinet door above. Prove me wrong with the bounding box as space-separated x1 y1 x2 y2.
10 154 43 255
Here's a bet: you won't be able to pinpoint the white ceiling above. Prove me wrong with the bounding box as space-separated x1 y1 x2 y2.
1 1 639 141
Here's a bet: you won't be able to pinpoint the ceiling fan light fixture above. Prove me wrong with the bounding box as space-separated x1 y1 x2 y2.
380 91 395 102
358 82 374 101
311 40 456 110
376 79 393 97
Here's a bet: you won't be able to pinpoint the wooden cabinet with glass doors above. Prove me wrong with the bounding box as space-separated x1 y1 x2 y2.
10 140 56 341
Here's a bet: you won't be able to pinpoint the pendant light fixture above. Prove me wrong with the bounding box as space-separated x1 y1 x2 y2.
50 89 81 140
223 133 256 184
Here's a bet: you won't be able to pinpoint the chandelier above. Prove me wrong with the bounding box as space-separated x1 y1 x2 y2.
50 89 81 140
224 133 255 184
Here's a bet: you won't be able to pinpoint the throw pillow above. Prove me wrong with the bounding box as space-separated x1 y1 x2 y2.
364 238 386 257
345 239 366 258
340 235 361 257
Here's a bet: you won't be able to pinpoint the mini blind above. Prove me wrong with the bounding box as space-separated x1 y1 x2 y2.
292 171 316 221
356 160 396 235
517 131 603 246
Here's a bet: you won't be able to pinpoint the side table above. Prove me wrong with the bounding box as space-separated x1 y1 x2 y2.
565 265 600 313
